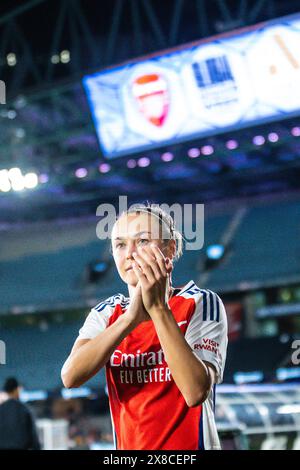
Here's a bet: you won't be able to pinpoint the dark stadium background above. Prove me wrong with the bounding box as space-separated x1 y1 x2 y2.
0 0 299 450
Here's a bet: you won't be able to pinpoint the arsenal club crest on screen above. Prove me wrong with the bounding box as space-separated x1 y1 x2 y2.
121 64 186 142
132 73 169 128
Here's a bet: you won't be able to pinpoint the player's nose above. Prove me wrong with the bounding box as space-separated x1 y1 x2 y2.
125 241 136 260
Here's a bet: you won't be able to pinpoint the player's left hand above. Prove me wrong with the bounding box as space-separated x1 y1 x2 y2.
131 243 173 317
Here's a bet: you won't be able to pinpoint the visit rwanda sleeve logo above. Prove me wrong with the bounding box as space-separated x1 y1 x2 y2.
194 338 220 356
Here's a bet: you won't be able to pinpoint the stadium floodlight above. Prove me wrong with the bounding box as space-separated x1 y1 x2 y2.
60 50 70 64
206 244 225 260
137 157 150 167
127 159 137 168
99 163 111 173
8 167 22 180
87 260 110 283
188 148 200 158
253 135 265 146
24 172 38 189
0 170 11 192
8 167 24 191
15 128 25 139
0 183 11 193
75 168 88 178
226 139 238 150
291 127 300 137
201 145 214 155
39 174 49 184
51 54 60 64
268 132 279 143
14 96 27 109
7 109 17 119
161 152 174 162
11 178 25 191
7 52 17 66
204 244 226 270
0 168 40 192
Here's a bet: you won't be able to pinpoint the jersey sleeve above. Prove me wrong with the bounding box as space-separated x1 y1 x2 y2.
77 300 114 340
185 290 228 384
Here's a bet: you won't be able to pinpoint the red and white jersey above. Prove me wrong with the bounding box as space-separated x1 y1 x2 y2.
77 280 228 450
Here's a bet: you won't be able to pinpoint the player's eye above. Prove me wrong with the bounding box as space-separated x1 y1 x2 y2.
138 238 149 245
116 242 126 248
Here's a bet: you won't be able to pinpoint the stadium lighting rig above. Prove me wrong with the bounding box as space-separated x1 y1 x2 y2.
0 167 39 193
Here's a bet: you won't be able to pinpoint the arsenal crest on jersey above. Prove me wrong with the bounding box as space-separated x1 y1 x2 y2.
132 73 169 127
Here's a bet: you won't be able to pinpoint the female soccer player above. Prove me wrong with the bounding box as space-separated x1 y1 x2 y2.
61 204 228 450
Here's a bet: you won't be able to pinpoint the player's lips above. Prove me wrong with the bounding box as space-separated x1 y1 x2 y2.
125 266 133 272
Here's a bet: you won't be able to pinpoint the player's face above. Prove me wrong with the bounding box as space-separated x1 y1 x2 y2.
111 212 172 286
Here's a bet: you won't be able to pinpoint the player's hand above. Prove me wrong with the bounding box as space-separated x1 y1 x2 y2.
131 244 173 317
124 280 152 327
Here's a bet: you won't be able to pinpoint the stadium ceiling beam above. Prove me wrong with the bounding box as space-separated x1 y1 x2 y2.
249 0 270 23
104 0 124 65
130 0 143 57
216 0 233 24
140 0 167 49
70 0 99 68
169 0 184 46
45 0 68 83
0 0 47 26
196 0 209 37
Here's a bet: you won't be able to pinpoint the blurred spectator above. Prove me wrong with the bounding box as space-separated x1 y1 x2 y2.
0 377 41 449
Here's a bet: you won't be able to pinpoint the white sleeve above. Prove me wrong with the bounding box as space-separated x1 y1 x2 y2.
185 290 228 384
77 304 113 340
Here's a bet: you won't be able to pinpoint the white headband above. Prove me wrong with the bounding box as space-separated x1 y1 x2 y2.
126 207 175 238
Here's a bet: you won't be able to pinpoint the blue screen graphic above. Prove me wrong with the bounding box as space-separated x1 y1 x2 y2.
83 14 300 159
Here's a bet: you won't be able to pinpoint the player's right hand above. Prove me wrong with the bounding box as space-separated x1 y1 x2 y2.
124 256 174 327
125 281 152 326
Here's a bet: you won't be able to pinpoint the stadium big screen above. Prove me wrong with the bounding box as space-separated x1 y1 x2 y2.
83 13 300 158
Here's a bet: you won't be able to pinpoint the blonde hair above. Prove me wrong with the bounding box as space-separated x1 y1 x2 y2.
114 202 184 262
